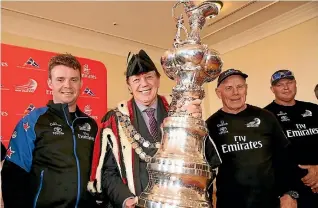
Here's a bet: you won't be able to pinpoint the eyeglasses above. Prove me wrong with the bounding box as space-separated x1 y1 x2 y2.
271 70 294 82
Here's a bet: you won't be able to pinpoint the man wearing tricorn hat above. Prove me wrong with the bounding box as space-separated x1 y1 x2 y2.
88 50 202 208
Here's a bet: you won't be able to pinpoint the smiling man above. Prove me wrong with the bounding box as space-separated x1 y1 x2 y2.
1 54 99 208
205 68 295 208
88 50 202 208
265 69 318 208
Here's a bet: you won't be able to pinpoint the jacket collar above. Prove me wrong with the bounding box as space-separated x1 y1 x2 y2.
46 100 87 124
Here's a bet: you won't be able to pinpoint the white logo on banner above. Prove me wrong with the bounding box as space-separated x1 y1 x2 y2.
82 64 97 79
84 105 98 120
15 79 37 93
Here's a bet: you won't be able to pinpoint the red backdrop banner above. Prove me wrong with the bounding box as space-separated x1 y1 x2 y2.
1 44 107 147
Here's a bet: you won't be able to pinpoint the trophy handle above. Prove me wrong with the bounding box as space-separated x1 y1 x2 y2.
173 14 188 48
172 1 183 20
172 2 189 48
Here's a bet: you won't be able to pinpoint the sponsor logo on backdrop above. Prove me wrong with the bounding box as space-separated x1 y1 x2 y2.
17 57 45 71
16 104 36 116
82 64 97 79
84 105 98 120
15 79 38 93
1 84 10 91
24 57 39 68
82 87 98 98
1 111 8 116
1 62 8 67
24 104 35 115
46 89 53 95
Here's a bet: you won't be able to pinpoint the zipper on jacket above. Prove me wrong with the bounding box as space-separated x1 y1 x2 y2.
63 108 81 208
33 170 44 208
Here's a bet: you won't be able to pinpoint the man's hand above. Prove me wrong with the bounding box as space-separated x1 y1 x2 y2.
311 187 318 194
179 99 202 118
125 198 136 208
299 165 318 188
280 194 297 208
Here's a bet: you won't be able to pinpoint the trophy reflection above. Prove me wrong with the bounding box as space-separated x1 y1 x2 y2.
138 1 223 207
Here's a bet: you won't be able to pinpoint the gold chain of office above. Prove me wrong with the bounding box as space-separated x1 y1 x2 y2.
115 109 161 163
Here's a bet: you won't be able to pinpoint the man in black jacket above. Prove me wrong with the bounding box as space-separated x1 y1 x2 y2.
205 69 297 208
265 69 318 208
1 54 99 208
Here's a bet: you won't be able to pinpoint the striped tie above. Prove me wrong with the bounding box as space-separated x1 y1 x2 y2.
144 108 159 141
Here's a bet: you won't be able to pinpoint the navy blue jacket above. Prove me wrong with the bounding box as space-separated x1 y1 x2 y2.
1 101 98 208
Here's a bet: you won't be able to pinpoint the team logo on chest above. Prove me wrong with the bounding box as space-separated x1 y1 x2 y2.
217 120 228 135
53 127 64 135
277 111 290 122
246 118 261 127
50 122 62 127
79 123 91 132
302 110 312 117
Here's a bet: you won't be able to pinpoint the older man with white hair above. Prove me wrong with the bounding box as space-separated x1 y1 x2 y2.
205 68 297 208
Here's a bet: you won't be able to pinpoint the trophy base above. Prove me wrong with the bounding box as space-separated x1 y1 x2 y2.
137 194 211 208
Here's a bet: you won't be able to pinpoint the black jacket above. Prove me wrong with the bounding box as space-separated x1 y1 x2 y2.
205 105 294 208
1 101 98 208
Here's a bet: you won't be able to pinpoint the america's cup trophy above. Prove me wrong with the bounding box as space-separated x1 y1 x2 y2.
138 1 223 207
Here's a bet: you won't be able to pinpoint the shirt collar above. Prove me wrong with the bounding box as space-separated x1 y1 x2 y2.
135 97 158 112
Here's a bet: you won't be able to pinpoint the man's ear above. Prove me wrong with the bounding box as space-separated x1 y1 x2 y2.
127 84 132 95
215 87 221 99
47 78 53 89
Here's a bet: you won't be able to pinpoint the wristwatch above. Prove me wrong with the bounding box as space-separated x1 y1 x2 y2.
285 191 299 199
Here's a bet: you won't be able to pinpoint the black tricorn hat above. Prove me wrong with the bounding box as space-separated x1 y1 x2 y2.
125 49 160 79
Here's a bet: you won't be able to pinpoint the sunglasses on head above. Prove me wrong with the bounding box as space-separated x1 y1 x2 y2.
272 70 293 81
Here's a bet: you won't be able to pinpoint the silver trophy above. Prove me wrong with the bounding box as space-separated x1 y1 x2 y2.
138 1 223 207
